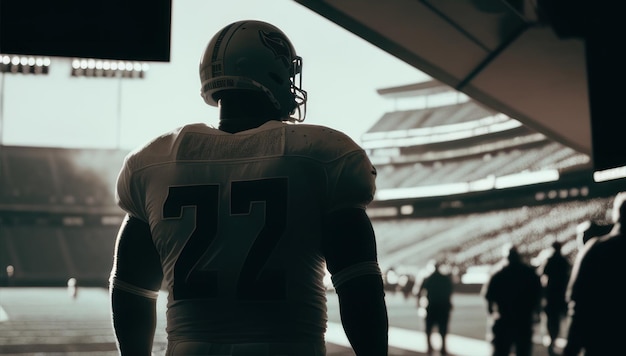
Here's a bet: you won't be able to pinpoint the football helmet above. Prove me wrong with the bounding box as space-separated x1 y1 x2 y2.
199 20 307 121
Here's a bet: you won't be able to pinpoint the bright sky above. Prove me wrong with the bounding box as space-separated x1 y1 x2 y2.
0 0 429 150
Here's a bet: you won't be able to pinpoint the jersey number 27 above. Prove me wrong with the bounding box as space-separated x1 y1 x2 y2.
163 177 288 301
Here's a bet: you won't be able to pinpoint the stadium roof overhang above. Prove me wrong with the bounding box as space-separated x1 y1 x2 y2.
294 0 593 157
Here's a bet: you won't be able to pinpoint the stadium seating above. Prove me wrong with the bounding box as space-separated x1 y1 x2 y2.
0 146 127 208
363 81 617 284
0 146 126 286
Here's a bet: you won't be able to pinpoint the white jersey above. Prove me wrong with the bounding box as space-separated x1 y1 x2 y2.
115 120 376 350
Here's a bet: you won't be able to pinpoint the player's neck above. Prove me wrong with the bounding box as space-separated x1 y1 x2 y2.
218 116 276 133
218 92 282 133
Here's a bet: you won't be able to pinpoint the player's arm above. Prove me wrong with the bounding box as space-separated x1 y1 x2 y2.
322 207 389 356
110 214 163 356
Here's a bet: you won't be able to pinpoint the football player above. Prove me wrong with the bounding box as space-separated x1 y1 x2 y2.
109 20 388 355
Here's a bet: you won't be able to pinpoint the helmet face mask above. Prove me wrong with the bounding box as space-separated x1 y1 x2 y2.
291 56 307 121
200 20 307 122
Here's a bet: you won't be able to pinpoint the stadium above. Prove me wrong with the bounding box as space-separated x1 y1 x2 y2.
1 77 623 287
1 1 625 355
2 78 623 355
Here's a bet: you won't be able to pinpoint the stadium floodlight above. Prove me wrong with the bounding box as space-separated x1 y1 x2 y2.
0 54 50 74
367 207 398 218
376 182 470 201
70 58 149 79
494 170 560 189
593 165 626 182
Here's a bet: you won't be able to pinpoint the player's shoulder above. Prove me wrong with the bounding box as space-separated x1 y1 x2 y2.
284 123 365 161
285 123 356 143
586 229 625 259
123 123 216 170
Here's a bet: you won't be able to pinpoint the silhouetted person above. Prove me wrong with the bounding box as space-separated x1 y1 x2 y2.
416 260 454 356
563 192 626 356
538 241 571 355
67 277 78 300
0 265 15 287
484 246 542 356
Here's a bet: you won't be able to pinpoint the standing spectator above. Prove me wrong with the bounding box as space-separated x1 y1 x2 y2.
67 277 78 300
563 192 626 356
416 260 454 356
538 241 571 355
3 265 15 287
483 246 542 356
108 20 388 356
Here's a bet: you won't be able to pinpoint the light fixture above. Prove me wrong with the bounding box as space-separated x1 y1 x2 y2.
0 54 50 74
71 58 148 79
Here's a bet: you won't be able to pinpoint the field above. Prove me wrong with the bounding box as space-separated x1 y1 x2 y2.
0 287 560 356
